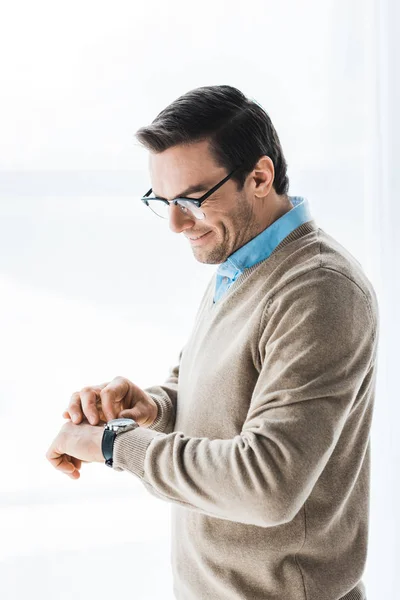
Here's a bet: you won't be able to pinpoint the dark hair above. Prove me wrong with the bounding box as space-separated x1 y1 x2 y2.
135 85 289 196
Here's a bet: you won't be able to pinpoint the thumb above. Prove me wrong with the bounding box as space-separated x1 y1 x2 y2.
118 407 154 428
118 408 138 420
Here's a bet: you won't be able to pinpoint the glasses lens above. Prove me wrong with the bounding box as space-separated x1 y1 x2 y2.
147 199 169 219
146 199 205 220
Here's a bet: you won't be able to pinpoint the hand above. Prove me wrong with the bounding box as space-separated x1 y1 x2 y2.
46 419 104 480
62 377 158 428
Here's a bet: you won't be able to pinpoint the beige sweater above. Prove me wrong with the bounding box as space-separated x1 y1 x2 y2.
113 220 379 600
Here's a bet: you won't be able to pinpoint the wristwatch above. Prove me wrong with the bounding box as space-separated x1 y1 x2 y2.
102 418 139 468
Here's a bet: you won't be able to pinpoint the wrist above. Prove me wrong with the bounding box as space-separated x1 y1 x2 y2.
94 426 105 463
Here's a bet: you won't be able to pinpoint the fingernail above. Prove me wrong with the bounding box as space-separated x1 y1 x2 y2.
72 413 79 422
89 415 96 424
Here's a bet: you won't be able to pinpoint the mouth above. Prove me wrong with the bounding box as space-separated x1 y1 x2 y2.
187 232 210 240
187 231 213 245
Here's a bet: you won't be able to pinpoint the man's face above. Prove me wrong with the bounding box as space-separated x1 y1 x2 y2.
148 140 259 264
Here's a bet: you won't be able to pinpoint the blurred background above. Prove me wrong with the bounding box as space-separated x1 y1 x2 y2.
0 1 398 598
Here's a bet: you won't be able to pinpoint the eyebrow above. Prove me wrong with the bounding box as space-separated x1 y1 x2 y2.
152 182 210 200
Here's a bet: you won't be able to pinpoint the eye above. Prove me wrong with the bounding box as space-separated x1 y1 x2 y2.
200 194 216 206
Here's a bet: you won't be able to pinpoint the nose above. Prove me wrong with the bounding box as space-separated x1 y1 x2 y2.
168 204 196 234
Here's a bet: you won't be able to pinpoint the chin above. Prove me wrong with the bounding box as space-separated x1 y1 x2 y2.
192 247 226 265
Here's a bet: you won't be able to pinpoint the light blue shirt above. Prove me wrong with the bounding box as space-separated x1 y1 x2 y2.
214 196 313 303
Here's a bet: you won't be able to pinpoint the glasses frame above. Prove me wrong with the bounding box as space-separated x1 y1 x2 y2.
141 165 242 220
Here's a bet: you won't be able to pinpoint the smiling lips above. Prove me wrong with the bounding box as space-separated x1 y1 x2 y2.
188 231 211 240
187 231 213 244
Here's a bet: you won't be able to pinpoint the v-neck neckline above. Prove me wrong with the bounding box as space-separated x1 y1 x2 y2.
207 220 319 312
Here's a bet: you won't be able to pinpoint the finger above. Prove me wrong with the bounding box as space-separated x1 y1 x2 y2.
66 383 109 424
70 456 82 470
118 392 156 426
119 408 138 421
79 387 101 425
63 455 77 473
95 398 107 423
65 456 81 479
67 392 84 424
119 406 149 427
99 377 129 422
46 441 77 475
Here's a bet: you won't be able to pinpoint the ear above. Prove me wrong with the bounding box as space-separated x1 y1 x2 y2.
252 156 274 198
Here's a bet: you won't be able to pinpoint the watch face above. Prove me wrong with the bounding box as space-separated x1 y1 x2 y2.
108 418 136 427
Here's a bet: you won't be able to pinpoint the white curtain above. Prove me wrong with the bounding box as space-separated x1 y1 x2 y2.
363 0 399 597
0 2 398 598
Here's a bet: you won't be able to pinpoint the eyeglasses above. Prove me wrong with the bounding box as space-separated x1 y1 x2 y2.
141 166 242 220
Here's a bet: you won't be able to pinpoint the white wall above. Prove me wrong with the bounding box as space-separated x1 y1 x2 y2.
0 1 396 598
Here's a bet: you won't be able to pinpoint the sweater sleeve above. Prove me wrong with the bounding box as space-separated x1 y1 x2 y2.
112 268 377 527
143 347 183 434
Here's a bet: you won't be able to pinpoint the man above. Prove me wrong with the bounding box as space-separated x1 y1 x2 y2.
47 85 378 600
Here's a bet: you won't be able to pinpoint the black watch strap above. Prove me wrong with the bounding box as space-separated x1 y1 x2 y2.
102 428 117 468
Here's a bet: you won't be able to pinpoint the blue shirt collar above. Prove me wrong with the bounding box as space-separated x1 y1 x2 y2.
216 196 313 280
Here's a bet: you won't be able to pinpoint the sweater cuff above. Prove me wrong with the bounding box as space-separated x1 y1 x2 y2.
112 426 163 477
145 392 174 432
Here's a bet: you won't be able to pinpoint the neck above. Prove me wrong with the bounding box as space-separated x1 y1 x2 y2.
258 193 293 231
